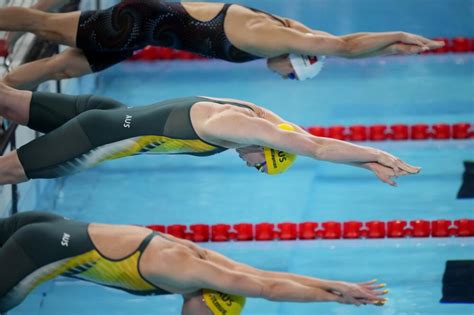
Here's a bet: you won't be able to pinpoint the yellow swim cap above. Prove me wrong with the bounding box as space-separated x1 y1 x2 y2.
202 289 246 315
263 123 297 175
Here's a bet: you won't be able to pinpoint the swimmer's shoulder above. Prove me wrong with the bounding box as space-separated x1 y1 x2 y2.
197 96 261 111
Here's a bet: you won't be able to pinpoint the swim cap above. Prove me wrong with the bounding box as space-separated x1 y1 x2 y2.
262 123 297 175
289 54 326 80
202 289 246 315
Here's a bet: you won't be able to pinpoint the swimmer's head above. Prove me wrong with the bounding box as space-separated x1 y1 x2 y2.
182 291 244 315
199 289 246 315
267 54 325 80
236 123 297 175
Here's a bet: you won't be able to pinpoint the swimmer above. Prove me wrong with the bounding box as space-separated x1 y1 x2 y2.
0 0 444 89
0 83 420 185
0 211 388 313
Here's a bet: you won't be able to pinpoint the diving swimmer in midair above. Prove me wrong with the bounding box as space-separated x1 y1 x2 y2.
0 83 420 185
0 0 444 89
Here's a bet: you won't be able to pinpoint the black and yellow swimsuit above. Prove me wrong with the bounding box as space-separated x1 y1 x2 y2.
17 92 251 179
0 212 169 313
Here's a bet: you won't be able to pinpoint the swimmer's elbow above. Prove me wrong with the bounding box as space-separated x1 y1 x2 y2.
307 36 349 57
311 146 326 160
329 37 354 57
306 137 326 160
261 280 280 301
260 280 293 301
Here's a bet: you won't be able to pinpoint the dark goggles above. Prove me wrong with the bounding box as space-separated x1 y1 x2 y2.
254 161 267 173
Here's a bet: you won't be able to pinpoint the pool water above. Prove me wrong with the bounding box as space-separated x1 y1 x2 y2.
9 0 474 314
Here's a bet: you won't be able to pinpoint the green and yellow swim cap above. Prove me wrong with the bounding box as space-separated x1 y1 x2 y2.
263 123 297 175
202 289 246 315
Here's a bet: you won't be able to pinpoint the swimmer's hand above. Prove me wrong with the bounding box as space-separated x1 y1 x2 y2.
365 162 415 186
389 43 432 55
399 32 445 52
330 280 388 306
374 151 421 185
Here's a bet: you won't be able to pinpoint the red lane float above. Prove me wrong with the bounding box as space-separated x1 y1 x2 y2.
166 224 186 238
366 221 386 238
348 126 368 141
234 223 254 241
307 126 326 137
277 223 298 240
343 221 363 239
387 220 407 238
432 124 451 139
454 219 474 237
390 124 409 140
256 223 275 241
432 220 451 237
212 224 231 242
369 125 388 141
147 224 165 233
190 224 210 242
327 126 346 140
411 124 430 140
410 220 430 237
452 123 472 139
147 218 474 242
452 37 471 53
321 221 342 239
432 37 452 53
306 123 473 142
299 222 318 240
128 46 207 61
0 39 7 58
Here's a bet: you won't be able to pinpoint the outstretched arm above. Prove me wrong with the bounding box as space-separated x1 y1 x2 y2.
260 25 444 58
237 107 411 186
155 227 388 305
159 252 385 305
202 111 420 182
198 247 387 304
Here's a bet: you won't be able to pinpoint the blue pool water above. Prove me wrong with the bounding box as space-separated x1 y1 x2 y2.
8 0 474 314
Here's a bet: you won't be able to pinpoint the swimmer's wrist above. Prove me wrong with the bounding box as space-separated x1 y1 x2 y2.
318 280 344 291
395 31 405 41
371 149 384 162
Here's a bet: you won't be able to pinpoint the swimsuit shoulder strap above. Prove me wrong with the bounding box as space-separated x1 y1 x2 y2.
197 96 255 112
137 232 157 253
246 6 287 26
221 3 233 14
